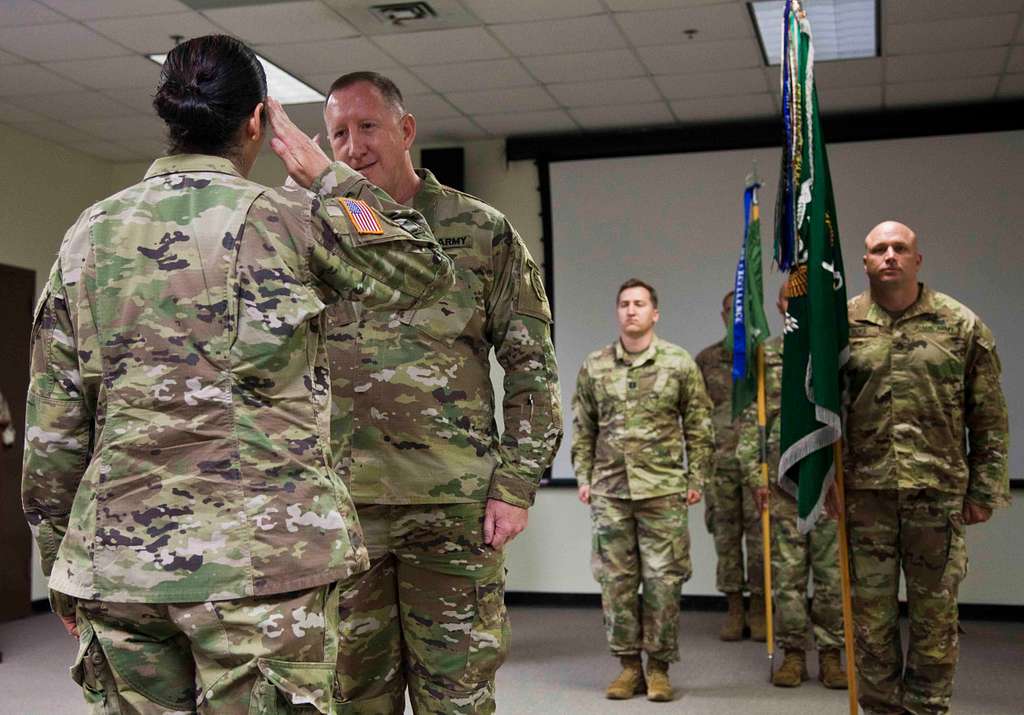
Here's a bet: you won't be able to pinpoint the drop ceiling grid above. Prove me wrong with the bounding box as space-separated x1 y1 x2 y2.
0 0 1019 160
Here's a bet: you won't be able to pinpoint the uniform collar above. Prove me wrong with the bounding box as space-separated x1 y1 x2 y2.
414 168 443 193
144 154 244 181
616 334 659 367
853 283 935 326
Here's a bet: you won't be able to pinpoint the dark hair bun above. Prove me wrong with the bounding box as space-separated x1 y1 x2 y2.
153 35 267 156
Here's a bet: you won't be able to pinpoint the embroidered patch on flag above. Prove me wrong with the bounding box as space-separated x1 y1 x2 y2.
340 198 384 235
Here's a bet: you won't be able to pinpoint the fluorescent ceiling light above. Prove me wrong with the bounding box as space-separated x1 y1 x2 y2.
750 0 877 66
147 52 323 105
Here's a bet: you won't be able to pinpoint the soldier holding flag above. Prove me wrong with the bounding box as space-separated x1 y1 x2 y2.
844 221 1009 715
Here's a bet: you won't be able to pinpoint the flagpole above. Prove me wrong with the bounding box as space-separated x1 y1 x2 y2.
756 342 774 680
833 441 859 712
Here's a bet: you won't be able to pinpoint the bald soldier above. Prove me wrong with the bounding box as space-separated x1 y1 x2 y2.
322 72 562 714
843 221 1009 715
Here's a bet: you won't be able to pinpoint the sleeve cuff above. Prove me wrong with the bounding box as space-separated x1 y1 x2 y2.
487 473 537 509
310 161 364 199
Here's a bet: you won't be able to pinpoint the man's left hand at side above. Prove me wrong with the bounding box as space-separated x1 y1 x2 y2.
484 498 529 550
962 500 992 525
686 489 702 506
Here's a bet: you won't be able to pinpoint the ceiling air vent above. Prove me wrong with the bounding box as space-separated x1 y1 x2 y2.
369 2 437 26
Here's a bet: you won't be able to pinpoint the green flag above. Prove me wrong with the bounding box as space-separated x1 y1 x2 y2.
774 0 849 532
728 182 770 421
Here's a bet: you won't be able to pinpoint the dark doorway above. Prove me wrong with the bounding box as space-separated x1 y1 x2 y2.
0 264 36 621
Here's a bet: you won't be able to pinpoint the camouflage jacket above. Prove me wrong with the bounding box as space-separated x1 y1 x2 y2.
571 335 715 499
845 286 1009 508
735 337 783 492
22 154 454 605
695 339 743 474
326 170 562 508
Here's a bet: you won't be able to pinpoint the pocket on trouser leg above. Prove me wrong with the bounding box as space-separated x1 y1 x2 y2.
69 619 122 715
249 659 336 715
590 532 605 583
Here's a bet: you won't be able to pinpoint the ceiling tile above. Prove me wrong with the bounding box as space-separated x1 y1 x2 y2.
446 86 556 114
522 49 645 83
42 0 190 20
102 88 160 114
886 47 1009 83
8 119 105 146
271 101 326 138
258 37 397 77
0 0 65 27
0 63 82 95
0 49 21 63
615 4 754 48
416 59 534 92
817 85 883 114
490 15 626 56
202 1 357 44
570 101 674 130
9 90 140 120
45 55 161 90
813 58 883 88
403 93 462 120
885 15 1018 55
1007 45 1024 72
415 116 487 142
0 98 47 123
71 113 166 140
605 0 729 9
637 39 762 75
0 22 129 61
472 109 577 136
884 0 1023 24
998 74 1024 97
372 27 507 65
86 12 222 55
461 0 604 24
305 68 431 97
549 77 661 108
654 68 769 99
885 76 1000 108
670 93 775 122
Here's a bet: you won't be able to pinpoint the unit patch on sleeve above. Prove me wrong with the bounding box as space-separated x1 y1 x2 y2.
340 198 384 235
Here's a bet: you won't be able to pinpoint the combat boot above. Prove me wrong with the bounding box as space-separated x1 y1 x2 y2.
719 592 746 641
772 649 809 687
818 648 848 689
748 593 767 642
646 658 673 702
605 655 645 699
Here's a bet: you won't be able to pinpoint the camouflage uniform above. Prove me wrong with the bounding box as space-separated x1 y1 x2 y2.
844 285 1009 715
695 340 763 596
736 338 843 653
572 336 714 662
326 170 562 714
21 154 454 713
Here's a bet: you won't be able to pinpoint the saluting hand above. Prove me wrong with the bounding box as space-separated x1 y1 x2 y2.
484 498 528 550
266 97 330 189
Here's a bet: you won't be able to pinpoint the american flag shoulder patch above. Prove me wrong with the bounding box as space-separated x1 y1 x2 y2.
339 198 384 235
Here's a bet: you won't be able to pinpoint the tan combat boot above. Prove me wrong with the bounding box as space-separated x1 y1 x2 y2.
818 648 848 689
606 655 645 699
646 658 673 702
772 649 809 687
719 592 746 641
748 593 767 642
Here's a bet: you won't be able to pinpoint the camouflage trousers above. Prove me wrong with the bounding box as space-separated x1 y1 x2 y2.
589 492 692 663
707 466 763 595
71 584 340 714
334 503 508 715
847 489 968 715
770 486 843 651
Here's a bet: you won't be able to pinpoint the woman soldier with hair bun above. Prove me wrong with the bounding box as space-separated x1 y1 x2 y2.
22 34 453 714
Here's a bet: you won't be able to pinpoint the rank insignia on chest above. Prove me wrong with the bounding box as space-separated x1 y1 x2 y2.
340 198 384 235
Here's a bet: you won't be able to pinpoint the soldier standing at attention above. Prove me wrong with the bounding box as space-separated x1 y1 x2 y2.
695 290 766 642
21 36 454 714
322 72 562 714
844 221 1009 715
739 285 847 690
572 278 715 702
